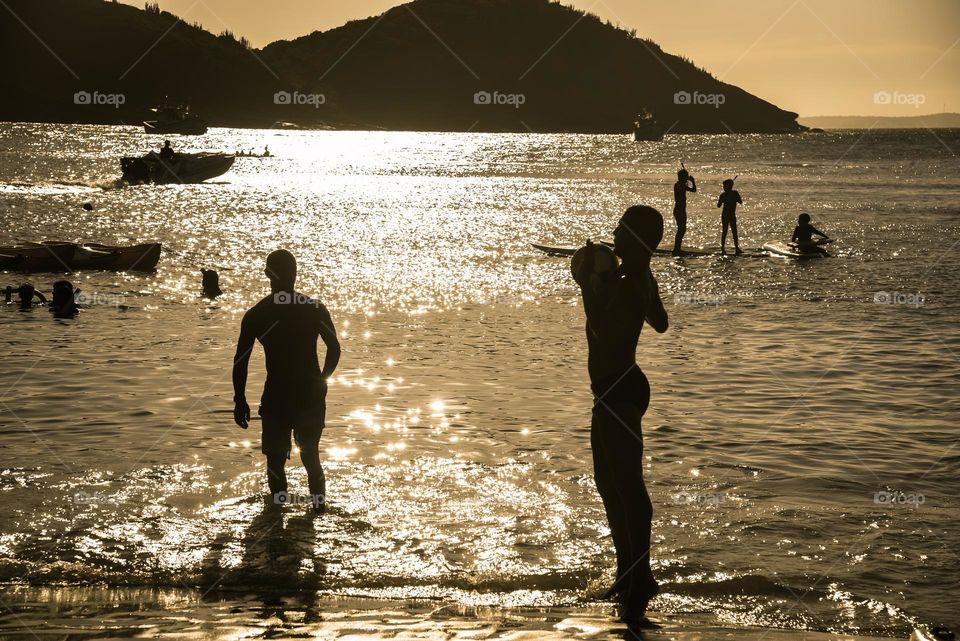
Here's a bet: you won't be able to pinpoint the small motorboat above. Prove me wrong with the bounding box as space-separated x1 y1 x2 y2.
144 102 208 135
120 152 235 185
633 110 665 142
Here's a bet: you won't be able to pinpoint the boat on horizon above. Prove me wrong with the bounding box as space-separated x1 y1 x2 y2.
144 101 208 135
633 111 665 141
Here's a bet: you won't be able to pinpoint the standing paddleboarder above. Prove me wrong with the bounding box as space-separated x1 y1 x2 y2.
717 177 743 255
672 164 697 256
572 206 669 627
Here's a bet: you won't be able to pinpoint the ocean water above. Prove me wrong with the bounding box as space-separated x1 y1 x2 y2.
0 123 958 637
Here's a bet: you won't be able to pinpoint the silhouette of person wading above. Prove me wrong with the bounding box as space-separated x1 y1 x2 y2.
572 206 669 626
233 250 341 510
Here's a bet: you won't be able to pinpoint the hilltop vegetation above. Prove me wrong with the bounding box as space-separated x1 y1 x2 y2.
2 0 803 133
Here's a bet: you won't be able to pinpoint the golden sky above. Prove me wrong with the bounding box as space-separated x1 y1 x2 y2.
120 0 960 117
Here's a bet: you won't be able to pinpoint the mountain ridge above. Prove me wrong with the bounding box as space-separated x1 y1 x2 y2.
2 0 804 134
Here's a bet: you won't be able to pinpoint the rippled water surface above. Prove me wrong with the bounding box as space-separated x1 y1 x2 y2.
1 123 958 637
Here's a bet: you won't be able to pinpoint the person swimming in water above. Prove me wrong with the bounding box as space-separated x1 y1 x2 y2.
232 250 341 511
201 269 223 299
716 178 743 255
49 280 80 317
4 283 47 310
791 213 830 253
672 168 697 256
572 206 669 627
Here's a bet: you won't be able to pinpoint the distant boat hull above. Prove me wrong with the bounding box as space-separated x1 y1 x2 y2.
633 122 665 141
120 152 235 185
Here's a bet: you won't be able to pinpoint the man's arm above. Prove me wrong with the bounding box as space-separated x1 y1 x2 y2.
736 192 743 205
232 313 256 428
317 306 341 380
644 272 669 333
687 177 697 193
716 194 723 208
791 226 799 242
812 225 828 239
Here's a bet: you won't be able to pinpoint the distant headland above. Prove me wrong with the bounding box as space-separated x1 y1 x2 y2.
4 0 804 134
798 113 960 130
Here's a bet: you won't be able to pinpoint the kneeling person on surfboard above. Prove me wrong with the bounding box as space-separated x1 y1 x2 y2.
233 249 341 511
791 213 829 253
716 178 743 255
572 206 668 626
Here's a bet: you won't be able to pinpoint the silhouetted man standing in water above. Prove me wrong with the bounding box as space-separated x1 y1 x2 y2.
573 206 668 626
672 168 696 256
233 250 341 510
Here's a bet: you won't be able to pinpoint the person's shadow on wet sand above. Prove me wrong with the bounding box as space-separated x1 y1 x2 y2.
200 501 324 624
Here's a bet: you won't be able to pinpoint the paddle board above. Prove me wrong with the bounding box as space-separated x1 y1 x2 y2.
762 241 828 258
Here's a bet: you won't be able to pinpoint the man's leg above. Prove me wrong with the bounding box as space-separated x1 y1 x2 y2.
300 447 326 506
261 414 291 498
592 408 633 595
731 217 741 252
673 212 686 255
295 406 326 509
265 452 288 495
721 218 729 252
604 402 656 621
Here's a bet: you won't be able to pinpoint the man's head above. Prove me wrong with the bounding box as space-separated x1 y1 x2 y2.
798 213 811 225
614 206 663 261
265 250 296 291
164 140 171 148
722 179 734 191
677 169 689 181
16 283 35 307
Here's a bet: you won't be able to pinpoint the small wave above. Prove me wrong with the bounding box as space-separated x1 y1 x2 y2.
0 178 124 194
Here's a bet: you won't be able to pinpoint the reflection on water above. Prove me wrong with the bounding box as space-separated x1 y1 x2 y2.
0 125 958 636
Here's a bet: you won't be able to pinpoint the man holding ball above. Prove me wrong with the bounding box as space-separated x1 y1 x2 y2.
572 206 669 626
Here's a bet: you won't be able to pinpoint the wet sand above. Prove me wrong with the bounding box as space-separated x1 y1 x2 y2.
0 588 904 640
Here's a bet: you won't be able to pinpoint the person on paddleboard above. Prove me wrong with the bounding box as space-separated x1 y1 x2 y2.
572 206 668 627
232 249 341 511
791 213 830 253
716 178 743 255
672 168 697 256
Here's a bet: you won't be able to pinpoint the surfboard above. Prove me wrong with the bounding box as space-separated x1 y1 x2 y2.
532 242 718 258
762 240 828 258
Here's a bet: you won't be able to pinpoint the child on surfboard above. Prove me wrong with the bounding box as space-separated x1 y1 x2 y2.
791 213 830 254
716 177 743 255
